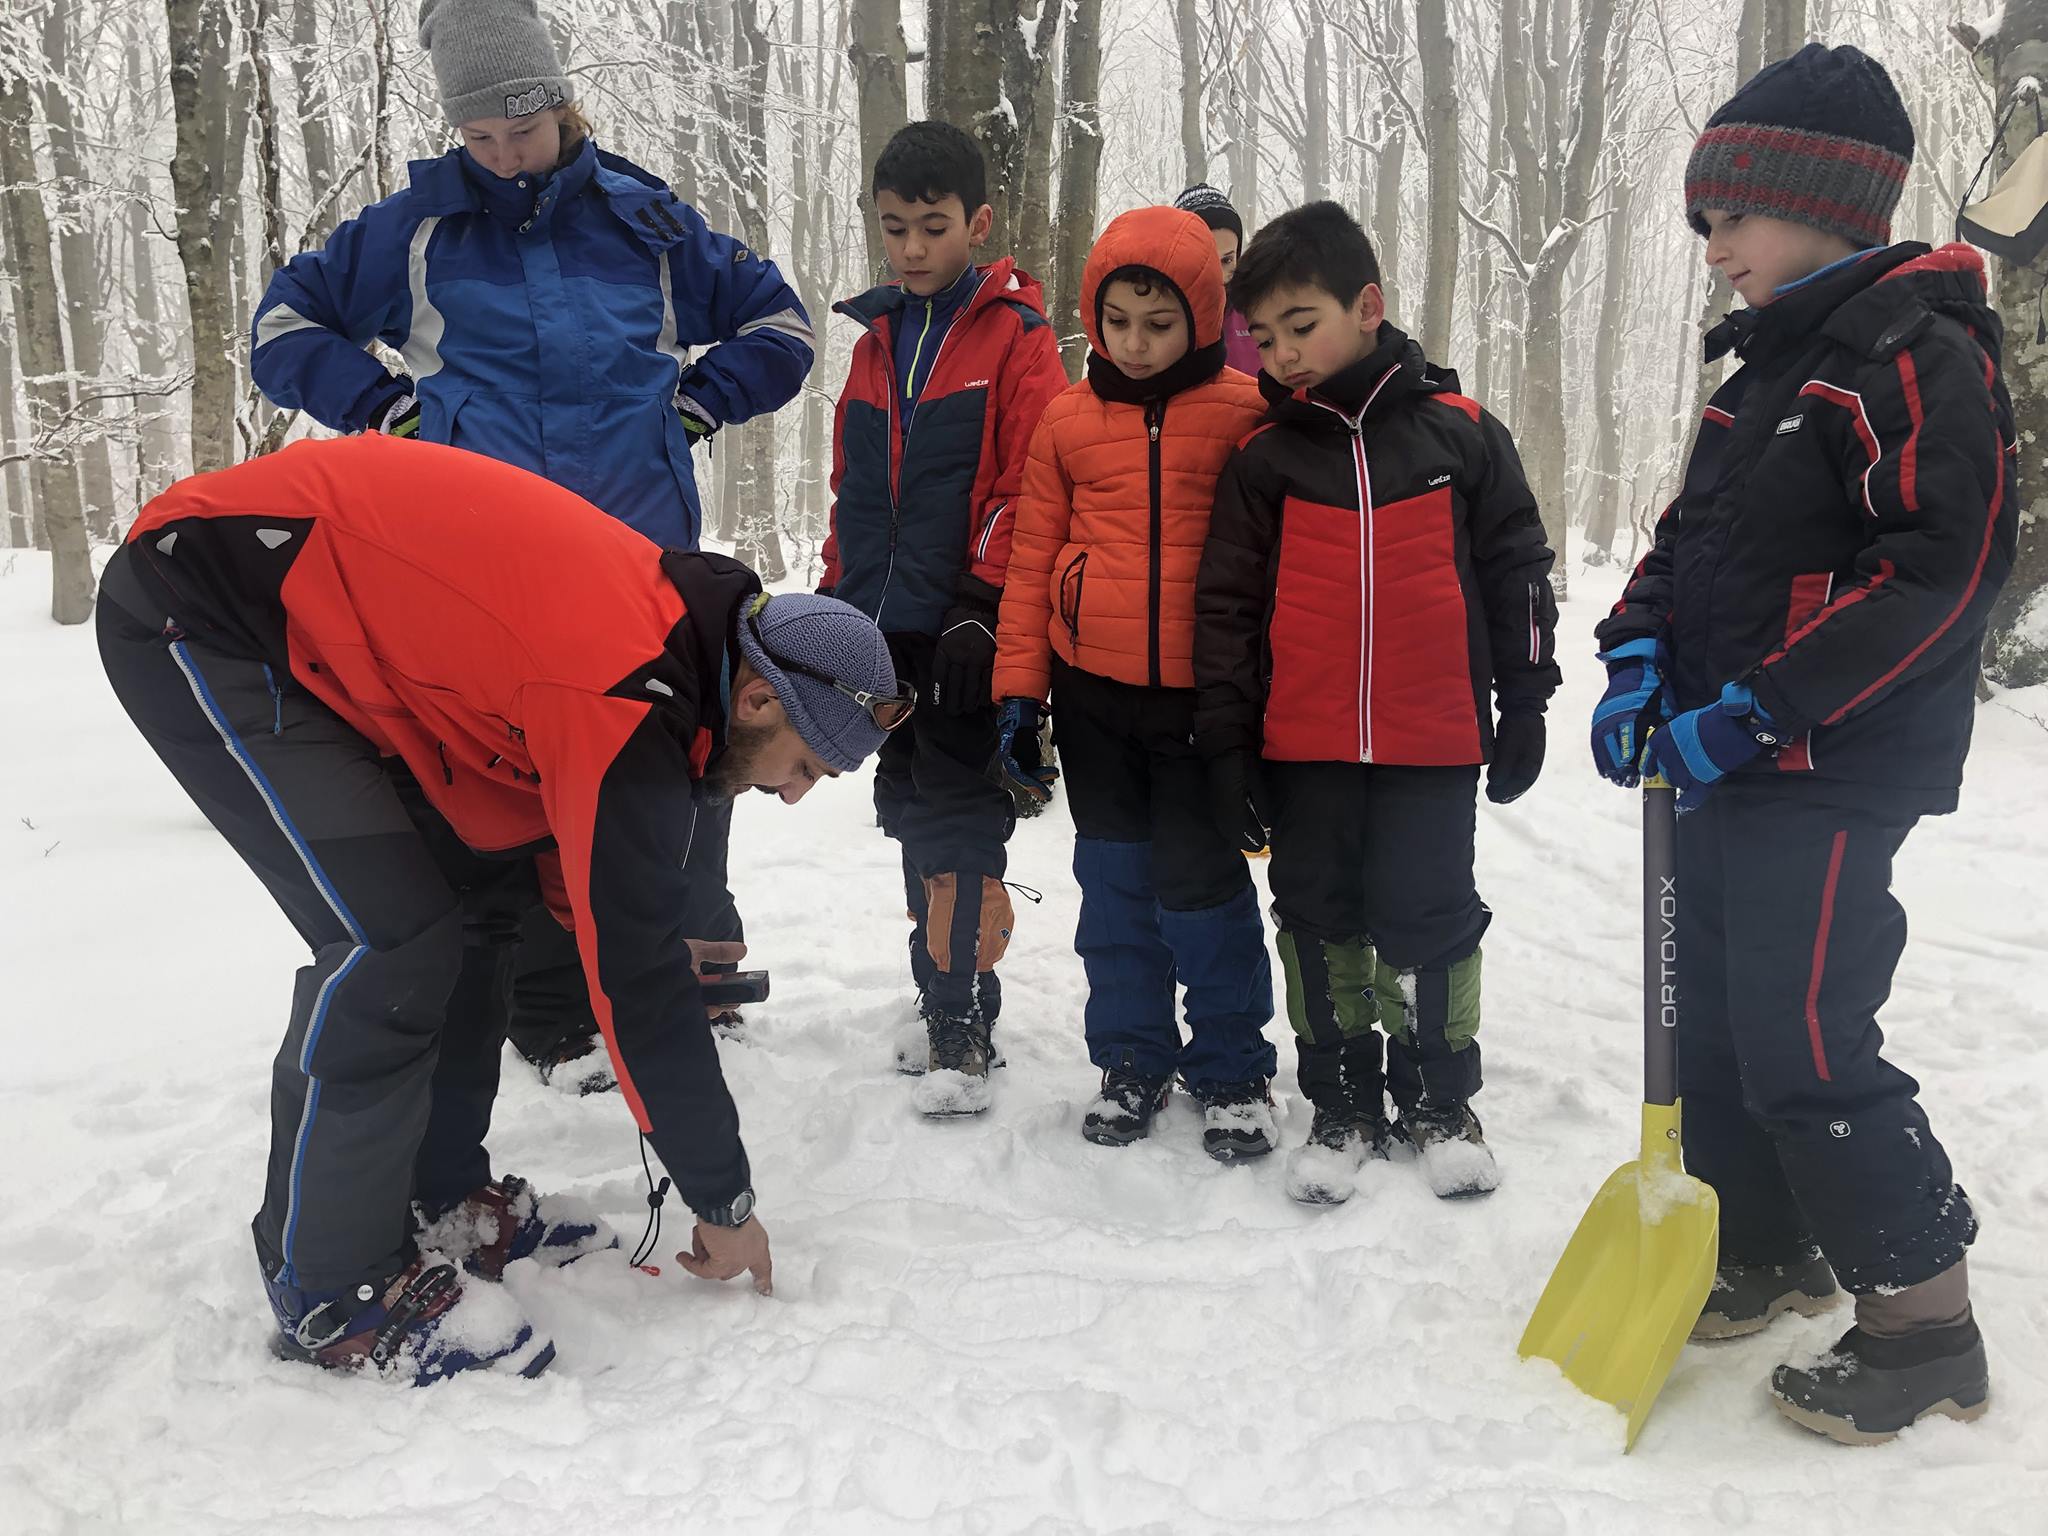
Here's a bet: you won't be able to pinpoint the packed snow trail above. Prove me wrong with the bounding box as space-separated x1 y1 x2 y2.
2 552 2043 1534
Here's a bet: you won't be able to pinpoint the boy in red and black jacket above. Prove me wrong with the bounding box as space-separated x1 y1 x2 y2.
1593 46 2014 1443
820 122 1068 1113
1195 202 1559 1204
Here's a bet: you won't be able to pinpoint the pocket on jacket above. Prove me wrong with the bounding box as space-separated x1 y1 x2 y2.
1057 550 1089 640
1782 571 1836 646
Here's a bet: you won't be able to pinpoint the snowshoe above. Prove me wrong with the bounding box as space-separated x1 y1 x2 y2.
1193 1079 1278 1162
1770 1313 1990 1444
1692 1247 1841 1341
416 1174 618 1282
1081 1070 1172 1146
265 1255 555 1385
1284 1106 1401 1204
910 1011 994 1117
1400 1099 1499 1198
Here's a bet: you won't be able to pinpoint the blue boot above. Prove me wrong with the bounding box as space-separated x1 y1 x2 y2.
265 1255 556 1385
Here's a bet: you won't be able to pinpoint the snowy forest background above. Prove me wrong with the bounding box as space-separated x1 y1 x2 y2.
0 0 2043 683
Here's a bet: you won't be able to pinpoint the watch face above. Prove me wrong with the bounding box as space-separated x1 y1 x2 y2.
729 1188 756 1224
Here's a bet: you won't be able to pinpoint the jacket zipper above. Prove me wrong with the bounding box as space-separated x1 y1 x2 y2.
1146 399 1165 689
861 270 991 629
1304 364 1401 763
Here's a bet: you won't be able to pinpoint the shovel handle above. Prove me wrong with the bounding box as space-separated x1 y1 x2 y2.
1643 780 1679 1107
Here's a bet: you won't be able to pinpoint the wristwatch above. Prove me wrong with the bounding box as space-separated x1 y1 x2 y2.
700 1187 756 1228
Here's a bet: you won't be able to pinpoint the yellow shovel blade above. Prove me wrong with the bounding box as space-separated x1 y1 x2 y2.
1518 1103 1720 1450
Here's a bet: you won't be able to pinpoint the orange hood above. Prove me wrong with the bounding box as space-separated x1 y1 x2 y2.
1080 206 1227 356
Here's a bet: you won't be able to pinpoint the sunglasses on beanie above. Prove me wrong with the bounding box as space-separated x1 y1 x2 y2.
745 606 917 732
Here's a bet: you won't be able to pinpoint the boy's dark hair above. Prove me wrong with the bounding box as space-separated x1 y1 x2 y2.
872 121 988 214
1229 200 1381 316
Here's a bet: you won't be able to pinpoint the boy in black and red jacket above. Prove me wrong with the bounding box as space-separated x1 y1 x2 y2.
1194 202 1559 1204
820 122 1068 1114
1593 46 2015 1444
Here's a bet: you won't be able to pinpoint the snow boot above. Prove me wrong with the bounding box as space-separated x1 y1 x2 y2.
1692 1246 1841 1340
1082 1069 1172 1146
1400 1098 1500 1198
1193 1079 1278 1162
1770 1313 1990 1444
1286 1104 1403 1205
532 1034 617 1097
417 1174 619 1282
910 1007 994 1117
265 1255 555 1385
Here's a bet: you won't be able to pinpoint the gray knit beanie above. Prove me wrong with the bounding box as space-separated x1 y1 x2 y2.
734 593 900 773
418 0 570 127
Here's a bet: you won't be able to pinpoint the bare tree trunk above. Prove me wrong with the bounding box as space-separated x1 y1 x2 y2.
1415 0 1458 361
1962 15 2048 684
168 0 239 475
1763 0 1807 63
290 0 344 242
1225 20 1263 227
126 25 184 498
1053 0 1102 376
1470 35 1508 409
668 2 702 208
41 0 118 539
1175 0 1205 187
1012 4 1060 283
726 4 785 579
1585 169 1634 562
0 216 35 547
849 0 910 282
1302 0 1329 202
0 75 94 622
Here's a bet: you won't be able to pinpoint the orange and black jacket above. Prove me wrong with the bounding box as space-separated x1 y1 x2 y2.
1597 243 2016 811
993 205 1266 700
1195 326 1560 766
120 434 759 1214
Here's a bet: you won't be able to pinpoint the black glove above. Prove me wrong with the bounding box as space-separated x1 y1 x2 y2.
1486 712 1546 805
932 578 1000 716
1206 751 1271 853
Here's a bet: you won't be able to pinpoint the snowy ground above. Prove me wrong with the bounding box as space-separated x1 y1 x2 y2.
2 546 2045 1535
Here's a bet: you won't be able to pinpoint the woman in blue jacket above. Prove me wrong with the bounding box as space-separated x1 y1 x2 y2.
251 0 813 552
250 0 813 1096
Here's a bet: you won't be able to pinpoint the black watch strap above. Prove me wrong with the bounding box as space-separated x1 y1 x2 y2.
700 1186 756 1228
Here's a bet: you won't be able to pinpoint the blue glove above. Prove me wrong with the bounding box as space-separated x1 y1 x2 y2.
994 698 1058 810
1589 637 1669 785
1642 682 1780 811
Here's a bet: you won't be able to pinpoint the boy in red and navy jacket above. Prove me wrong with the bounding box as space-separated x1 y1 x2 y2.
1195 202 1559 1203
1593 46 2014 1443
820 122 1068 1112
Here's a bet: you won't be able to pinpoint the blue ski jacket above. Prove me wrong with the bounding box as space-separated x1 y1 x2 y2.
251 139 813 549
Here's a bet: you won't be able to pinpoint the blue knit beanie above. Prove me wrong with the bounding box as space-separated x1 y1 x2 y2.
735 593 899 772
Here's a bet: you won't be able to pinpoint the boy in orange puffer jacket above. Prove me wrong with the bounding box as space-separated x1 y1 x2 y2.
993 206 1277 1161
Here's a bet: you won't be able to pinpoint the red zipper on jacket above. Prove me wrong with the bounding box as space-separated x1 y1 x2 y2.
1302 363 1402 762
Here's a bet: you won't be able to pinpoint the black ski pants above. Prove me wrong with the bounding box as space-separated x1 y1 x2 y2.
875 632 1014 1021
98 556 525 1294
1266 762 1491 1108
1676 782 1977 1292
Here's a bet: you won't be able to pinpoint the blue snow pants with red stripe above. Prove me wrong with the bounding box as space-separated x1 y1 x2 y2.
1675 781 1977 1293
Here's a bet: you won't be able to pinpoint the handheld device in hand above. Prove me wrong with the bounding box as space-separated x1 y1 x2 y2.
700 970 771 1008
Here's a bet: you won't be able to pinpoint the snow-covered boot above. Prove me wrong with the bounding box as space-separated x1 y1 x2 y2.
1400 1098 1500 1198
1692 1246 1841 1340
911 1007 994 1117
417 1174 618 1282
1771 1313 1990 1444
1286 1104 1403 1205
533 1034 617 1097
1193 1079 1278 1162
265 1255 555 1385
1082 1069 1172 1146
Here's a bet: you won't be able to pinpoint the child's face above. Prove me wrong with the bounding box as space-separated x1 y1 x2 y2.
1098 278 1191 381
459 109 564 180
1211 228 1241 283
1244 282 1384 391
875 190 994 296
1700 210 1862 308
